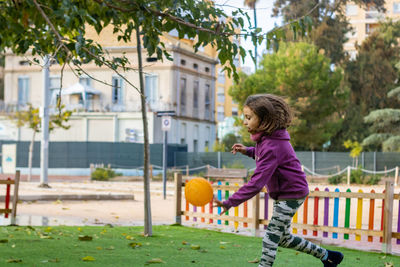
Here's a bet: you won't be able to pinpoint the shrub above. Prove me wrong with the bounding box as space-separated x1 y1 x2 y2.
91 167 122 181
350 167 365 184
328 175 344 185
366 175 381 185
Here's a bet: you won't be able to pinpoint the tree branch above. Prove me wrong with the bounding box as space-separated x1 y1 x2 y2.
33 0 143 97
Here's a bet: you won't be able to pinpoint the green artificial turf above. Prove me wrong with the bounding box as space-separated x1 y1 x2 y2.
0 224 399 266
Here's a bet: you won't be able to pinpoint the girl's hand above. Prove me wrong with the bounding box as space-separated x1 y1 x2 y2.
231 143 247 155
213 199 229 215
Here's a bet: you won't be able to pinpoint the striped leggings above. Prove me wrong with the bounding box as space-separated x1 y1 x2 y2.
259 198 327 267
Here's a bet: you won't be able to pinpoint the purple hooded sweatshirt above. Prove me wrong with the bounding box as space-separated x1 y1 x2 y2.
223 129 309 209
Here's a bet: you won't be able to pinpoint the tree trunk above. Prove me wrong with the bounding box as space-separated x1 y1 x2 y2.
28 131 36 182
136 25 152 236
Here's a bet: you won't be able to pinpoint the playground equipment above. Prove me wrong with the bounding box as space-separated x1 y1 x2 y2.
1 171 20 225
174 172 400 254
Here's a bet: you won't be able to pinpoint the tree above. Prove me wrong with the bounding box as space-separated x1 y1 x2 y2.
272 0 385 65
343 139 362 167
9 104 72 183
230 42 347 150
331 20 400 150
0 0 313 236
362 86 400 151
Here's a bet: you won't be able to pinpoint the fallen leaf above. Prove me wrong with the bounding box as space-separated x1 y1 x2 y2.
41 258 60 263
96 247 102 250
40 235 53 239
385 262 394 267
126 235 135 240
82 256 95 261
219 245 226 249
105 246 115 250
44 227 52 233
62 207 69 210
219 241 229 244
145 258 165 264
129 242 142 249
182 241 188 245
248 258 260 263
7 259 22 263
190 244 200 250
78 235 93 241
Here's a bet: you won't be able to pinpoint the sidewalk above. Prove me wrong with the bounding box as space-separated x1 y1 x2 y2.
0 175 174 201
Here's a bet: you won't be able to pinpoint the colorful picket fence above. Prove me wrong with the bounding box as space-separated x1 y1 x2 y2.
174 173 400 254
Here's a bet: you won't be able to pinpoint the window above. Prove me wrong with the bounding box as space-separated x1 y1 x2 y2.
205 84 211 120
180 77 186 115
180 59 186 66
193 125 199 153
18 77 29 105
394 2 400 13
232 107 238 116
365 23 378 35
112 76 123 104
79 76 92 86
193 81 199 109
145 74 158 107
217 86 225 103
193 63 198 70
217 69 225 84
346 4 358 16
19 60 29 66
217 106 224 122
205 67 210 73
181 123 186 145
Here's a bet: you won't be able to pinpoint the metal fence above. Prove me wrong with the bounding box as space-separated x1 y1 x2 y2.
0 140 399 176
174 151 400 175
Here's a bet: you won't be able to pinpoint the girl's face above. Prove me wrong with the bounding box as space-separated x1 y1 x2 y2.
243 106 260 134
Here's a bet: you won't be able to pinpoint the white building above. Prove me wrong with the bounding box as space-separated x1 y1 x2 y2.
2 33 217 152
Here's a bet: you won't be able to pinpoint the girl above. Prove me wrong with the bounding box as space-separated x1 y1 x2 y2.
214 94 343 267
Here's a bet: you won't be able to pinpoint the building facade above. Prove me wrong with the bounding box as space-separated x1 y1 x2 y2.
344 1 400 58
2 30 218 152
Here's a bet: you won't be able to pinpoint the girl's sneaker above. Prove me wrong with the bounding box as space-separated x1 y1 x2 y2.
321 250 344 266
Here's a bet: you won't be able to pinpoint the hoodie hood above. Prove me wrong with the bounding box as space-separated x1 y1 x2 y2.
261 129 290 141
251 129 290 142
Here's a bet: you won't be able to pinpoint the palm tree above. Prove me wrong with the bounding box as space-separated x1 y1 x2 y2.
244 0 259 70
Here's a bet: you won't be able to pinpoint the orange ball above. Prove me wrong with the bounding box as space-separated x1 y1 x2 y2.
185 178 213 206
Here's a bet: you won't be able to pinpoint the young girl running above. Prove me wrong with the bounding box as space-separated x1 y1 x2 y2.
214 94 344 267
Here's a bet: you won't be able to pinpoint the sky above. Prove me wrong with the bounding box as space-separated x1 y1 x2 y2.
214 0 281 73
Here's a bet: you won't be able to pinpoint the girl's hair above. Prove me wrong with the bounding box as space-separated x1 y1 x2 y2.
244 94 292 134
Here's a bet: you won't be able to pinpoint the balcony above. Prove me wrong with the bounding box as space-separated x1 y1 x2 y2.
365 10 385 20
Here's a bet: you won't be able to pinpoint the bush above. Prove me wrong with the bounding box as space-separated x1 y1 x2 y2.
350 167 365 184
366 175 381 185
328 175 344 185
153 170 178 181
91 167 122 181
